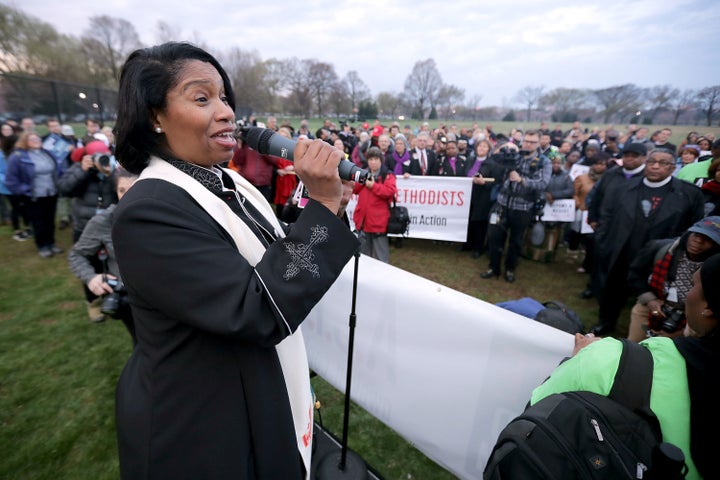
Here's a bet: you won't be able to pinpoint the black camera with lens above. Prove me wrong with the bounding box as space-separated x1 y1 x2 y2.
492 146 520 170
92 152 112 168
101 277 129 319
648 304 686 334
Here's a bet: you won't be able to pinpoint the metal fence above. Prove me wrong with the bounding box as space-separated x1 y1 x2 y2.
0 72 118 125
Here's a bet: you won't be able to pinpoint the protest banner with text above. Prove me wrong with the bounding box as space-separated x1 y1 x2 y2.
347 176 474 242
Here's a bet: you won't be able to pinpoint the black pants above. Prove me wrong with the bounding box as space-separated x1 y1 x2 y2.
466 219 489 254
8 194 30 231
25 195 57 249
487 207 531 274
597 250 630 329
569 232 596 273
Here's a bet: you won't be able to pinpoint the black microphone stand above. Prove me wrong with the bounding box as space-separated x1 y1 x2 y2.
316 249 368 479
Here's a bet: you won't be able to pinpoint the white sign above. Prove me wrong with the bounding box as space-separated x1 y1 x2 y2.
581 209 595 233
42 135 73 162
305 256 572 479
569 163 589 180
346 176 473 242
541 198 576 222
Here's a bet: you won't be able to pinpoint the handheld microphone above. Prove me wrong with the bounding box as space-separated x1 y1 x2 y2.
240 126 369 183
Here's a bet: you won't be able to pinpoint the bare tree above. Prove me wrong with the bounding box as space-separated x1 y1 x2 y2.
697 85 720 127
539 87 590 122
258 58 288 113
327 80 350 117
376 92 403 120
220 48 268 113
0 5 102 117
644 85 676 124
0 5 79 76
668 88 697 125
513 85 545 122
403 59 443 120
343 71 370 113
464 94 483 121
593 84 643 123
436 84 465 120
306 60 338 117
155 20 182 44
81 15 142 86
283 58 313 118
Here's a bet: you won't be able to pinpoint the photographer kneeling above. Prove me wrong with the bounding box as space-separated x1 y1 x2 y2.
68 168 137 344
480 131 551 282
627 216 720 342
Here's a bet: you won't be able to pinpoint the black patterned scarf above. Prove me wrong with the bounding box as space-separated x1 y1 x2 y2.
160 155 278 245
162 156 225 194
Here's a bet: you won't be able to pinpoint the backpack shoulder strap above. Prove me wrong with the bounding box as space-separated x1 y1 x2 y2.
608 338 653 412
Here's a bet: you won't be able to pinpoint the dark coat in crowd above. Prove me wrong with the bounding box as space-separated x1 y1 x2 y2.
58 162 117 235
469 158 501 222
546 169 574 200
586 165 644 225
594 176 705 290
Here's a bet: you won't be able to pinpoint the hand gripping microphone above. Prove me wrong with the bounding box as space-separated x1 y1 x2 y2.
240 126 369 183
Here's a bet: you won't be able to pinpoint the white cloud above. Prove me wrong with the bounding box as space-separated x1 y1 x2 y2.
12 0 720 106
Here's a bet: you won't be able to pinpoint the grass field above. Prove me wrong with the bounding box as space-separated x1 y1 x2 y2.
0 217 613 479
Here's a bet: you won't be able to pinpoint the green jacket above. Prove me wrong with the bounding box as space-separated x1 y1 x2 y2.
676 159 711 185
530 337 699 479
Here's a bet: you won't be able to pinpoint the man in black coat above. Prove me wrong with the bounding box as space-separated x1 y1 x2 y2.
405 131 436 176
581 143 649 299
590 148 705 335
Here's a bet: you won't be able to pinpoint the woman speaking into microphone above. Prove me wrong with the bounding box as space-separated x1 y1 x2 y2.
111 42 359 479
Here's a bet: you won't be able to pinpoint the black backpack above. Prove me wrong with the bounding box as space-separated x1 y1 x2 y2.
387 199 410 236
534 300 585 335
484 339 688 479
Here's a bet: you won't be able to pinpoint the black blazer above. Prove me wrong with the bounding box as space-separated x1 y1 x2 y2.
406 148 436 176
112 178 358 479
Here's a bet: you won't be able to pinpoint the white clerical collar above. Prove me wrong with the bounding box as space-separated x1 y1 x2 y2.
623 164 646 175
643 176 673 188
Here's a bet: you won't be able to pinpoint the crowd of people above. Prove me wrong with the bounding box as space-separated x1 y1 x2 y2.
1 42 719 476
4 110 720 335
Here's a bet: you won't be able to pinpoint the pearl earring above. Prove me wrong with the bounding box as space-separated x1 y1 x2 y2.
155 127 162 133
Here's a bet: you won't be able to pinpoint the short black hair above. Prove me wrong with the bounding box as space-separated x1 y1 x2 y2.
114 42 236 173
365 146 383 160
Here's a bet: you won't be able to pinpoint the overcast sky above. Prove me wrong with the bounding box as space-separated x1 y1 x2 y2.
11 0 720 107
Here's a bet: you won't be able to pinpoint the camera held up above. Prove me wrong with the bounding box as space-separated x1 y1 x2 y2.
648 304 686 335
492 146 521 171
92 152 112 169
101 276 129 319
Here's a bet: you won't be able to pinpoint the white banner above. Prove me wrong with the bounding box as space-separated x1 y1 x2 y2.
542 198 576 222
305 255 573 479
346 176 473 242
